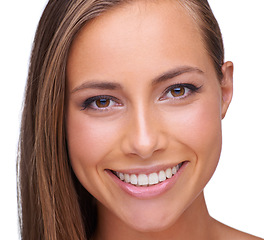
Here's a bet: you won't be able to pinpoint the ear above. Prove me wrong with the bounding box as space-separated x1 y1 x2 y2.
221 61 234 119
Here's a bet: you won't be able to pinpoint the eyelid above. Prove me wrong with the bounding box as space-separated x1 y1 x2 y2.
160 83 202 100
81 95 121 111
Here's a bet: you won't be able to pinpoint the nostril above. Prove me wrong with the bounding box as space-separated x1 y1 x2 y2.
120 110 168 158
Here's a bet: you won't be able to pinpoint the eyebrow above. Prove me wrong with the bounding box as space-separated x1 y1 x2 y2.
152 66 204 86
71 66 204 93
71 81 122 93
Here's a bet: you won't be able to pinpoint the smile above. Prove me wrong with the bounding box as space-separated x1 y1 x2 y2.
112 162 184 187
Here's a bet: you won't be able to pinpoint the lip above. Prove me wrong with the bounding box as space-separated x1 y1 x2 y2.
106 161 189 199
108 162 185 175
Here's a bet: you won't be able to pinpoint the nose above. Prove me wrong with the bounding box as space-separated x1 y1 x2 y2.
121 106 167 159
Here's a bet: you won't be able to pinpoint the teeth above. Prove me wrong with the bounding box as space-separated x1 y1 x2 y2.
138 174 148 186
165 168 172 178
124 173 130 183
176 164 180 171
115 163 183 187
148 173 159 185
130 174 137 185
118 172 125 181
158 170 166 182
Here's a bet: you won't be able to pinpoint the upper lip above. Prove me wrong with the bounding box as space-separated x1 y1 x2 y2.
107 161 187 175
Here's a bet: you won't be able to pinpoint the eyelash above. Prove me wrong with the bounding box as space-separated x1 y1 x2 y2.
160 83 202 101
81 83 202 111
81 95 120 111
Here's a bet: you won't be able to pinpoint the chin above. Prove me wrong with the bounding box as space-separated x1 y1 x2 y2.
125 219 173 233
117 203 184 233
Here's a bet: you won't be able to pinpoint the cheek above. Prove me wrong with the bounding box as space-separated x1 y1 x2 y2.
165 96 222 180
186 101 222 156
188 98 222 183
66 109 122 186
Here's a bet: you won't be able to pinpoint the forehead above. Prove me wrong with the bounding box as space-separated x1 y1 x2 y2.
67 0 212 85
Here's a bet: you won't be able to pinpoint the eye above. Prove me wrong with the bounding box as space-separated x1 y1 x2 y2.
169 86 187 98
81 95 120 111
94 98 111 108
160 83 201 101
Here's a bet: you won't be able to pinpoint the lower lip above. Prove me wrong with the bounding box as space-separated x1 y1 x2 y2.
107 161 188 199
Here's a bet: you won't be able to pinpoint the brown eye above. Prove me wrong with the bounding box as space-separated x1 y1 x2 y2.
95 98 111 108
159 83 201 102
170 87 185 97
81 95 121 111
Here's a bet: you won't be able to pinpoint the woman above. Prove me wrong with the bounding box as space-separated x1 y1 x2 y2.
17 0 263 239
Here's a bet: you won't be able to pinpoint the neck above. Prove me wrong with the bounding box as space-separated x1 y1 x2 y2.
93 192 216 240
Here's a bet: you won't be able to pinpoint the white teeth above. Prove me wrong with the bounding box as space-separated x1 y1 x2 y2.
148 173 159 185
124 174 130 183
165 168 172 179
118 172 125 181
158 170 166 182
130 174 137 185
176 164 180 171
138 174 148 186
115 163 183 187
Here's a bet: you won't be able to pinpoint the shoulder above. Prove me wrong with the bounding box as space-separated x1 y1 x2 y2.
211 218 263 240
230 231 264 240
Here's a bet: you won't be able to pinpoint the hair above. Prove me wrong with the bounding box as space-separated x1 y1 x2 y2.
17 0 224 239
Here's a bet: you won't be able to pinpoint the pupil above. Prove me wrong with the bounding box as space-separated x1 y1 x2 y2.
172 87 184 97
174 88 181 93
96 99 110 107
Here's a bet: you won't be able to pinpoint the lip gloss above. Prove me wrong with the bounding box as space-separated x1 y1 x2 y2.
107 161 188 199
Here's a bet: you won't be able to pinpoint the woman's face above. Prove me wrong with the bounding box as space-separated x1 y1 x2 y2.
66 0 233 232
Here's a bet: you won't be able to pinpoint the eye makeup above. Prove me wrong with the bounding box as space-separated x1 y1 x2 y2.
80 83 203 112
81 95 121 111
159 83 202 101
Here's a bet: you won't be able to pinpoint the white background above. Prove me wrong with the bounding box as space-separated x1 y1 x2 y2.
0 0 263 239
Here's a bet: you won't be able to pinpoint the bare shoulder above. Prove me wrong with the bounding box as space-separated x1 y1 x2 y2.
211 218 263 240
230 230 264 240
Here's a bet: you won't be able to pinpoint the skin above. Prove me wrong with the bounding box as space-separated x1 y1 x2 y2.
66 1 262 239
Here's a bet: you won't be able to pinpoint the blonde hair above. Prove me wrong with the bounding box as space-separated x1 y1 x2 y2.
18 0 224 239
